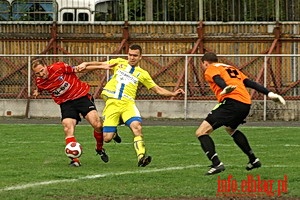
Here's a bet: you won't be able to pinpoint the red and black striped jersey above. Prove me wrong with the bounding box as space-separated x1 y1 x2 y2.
35 62 90 104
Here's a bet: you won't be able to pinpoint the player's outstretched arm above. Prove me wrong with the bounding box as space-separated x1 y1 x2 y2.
74 62 116 72
151 85 185 97
88 63 117 70
243 78 286 105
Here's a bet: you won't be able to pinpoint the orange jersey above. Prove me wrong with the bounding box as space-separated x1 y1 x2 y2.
204 63 251 104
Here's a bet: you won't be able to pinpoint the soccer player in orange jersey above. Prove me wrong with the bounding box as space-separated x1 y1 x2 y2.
196 52 286 175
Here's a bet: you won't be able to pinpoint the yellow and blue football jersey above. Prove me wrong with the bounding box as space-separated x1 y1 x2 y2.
101 58 157 101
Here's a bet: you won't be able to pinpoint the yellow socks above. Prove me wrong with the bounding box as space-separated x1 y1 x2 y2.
133 136 146 160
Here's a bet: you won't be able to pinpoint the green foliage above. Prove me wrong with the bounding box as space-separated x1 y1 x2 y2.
128 0 145 21
203 0 277 21
0 124 299 199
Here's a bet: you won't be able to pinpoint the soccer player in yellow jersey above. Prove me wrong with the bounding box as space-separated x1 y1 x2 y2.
101 44 185 167
197 52 286 175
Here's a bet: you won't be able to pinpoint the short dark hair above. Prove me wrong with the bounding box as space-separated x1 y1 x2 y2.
129 44 142 54
201 52 218 63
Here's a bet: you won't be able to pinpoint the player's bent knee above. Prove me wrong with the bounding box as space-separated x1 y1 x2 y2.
103 133 114 143
95 123 103 130
224 126 235 135
195 132 207 137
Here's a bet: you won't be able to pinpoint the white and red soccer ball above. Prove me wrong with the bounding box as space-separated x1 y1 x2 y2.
65 142 82 158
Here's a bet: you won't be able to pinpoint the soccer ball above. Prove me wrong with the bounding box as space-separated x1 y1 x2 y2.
65 142 82 158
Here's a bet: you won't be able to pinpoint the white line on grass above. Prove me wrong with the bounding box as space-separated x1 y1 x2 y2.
0 164 205 192
1 163 298 192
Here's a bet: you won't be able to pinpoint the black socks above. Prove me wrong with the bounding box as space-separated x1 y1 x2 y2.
232 130 256 162
198 130 257 166
198 135 220 166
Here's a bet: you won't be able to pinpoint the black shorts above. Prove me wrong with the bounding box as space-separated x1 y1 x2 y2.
60 94 97 123
205 98 251 130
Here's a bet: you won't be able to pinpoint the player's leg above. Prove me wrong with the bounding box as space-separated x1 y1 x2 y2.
62 118 78 145
123 103 151 167
78 95 108 163
224 100 261 170
60 101 82 167
196 120 224 175
196 102 230 175
85 110 109 163
112 118 124 143
102 99 122 143
85 110 103 151
62 118 81 166
227 128 261 170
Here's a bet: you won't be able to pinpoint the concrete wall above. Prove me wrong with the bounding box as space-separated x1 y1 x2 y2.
0 99 297 121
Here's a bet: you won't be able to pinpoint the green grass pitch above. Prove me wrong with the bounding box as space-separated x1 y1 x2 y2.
0 124 299 199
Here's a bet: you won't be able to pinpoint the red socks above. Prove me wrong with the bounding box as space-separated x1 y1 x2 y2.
65 131 104 152
93 130 104 151
65 136 77 145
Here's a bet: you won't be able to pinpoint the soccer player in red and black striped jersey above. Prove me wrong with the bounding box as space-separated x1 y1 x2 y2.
196 52 286 175
32 59 115 167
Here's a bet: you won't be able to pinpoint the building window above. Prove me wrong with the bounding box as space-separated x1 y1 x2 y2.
11 0 54 21
62 12 73 21
0 0 10 21
78 12 89 21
